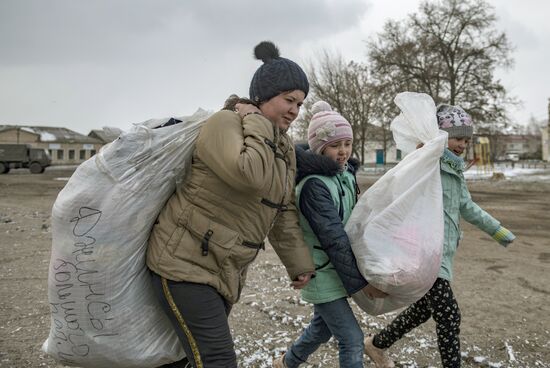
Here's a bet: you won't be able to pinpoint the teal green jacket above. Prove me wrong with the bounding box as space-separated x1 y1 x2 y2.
296 167 359 304
440 149 501 280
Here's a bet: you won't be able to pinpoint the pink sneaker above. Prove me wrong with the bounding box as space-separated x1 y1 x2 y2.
364 335 394 368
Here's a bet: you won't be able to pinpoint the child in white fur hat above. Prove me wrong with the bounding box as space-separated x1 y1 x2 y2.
274 101 386 368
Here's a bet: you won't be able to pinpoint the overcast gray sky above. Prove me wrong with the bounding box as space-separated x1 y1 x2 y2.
1 0 548 134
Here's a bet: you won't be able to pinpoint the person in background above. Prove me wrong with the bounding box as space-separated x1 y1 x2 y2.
274 101 387 368
147 41 315 368
364 104 516 368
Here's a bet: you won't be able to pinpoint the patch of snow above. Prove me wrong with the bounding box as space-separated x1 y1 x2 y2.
504 341 517 362
399 360 419 368
20 127 36 134
403 346 416 354
465 165 550 182
474 355 486 363
417 338 431 348
40 132 57 141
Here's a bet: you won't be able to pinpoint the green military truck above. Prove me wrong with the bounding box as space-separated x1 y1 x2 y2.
0 144 51 174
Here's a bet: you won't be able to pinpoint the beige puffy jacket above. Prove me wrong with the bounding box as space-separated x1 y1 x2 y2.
146 110 314 304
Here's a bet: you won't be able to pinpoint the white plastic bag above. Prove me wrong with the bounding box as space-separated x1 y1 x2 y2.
346 92 447 315
42 109 211 367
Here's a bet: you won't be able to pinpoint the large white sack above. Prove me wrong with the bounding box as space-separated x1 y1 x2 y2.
42 109 211 367
346 92 447 315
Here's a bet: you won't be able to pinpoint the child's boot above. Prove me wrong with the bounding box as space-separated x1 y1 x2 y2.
364 335 394 368
273 352 287 368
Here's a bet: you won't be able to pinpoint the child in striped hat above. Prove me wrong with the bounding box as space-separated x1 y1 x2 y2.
275 101 386 368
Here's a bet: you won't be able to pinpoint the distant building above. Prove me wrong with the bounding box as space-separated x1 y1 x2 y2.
88 127 122 144
540 99 550 162
360 125 401 165
361 141 402 165
542 126 549 162
0 125 103 165
486 133 542 161
294 126 402 166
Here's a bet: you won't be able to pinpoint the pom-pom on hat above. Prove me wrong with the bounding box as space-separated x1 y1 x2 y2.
249 41 309 104
308 101 353 154
436 104 474 139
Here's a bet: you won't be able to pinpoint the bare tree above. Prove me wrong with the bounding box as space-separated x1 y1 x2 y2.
288 98 314 143
368 0 518 136
306 51 379 163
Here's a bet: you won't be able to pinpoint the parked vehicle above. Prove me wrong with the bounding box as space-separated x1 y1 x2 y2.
505 153 520 162
0 144 51 174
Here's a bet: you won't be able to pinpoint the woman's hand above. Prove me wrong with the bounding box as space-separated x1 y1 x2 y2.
363 284 388 298
235 102 262 119
290 272 315 289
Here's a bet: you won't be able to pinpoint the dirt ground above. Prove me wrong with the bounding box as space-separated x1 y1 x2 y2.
0 166 549 368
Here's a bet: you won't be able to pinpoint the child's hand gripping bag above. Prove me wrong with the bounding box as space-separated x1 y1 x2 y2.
346 92 447 315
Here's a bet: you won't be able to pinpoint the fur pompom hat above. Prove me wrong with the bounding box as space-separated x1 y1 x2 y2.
436 104 474 138
308 101 353 154
249 41 309 104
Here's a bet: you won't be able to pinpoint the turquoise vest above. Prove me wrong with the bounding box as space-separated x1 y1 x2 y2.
295 170 357 304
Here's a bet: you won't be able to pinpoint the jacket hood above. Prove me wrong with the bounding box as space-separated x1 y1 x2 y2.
295 145 359 183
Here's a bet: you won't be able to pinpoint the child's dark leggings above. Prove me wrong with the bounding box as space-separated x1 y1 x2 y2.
373 278 462 368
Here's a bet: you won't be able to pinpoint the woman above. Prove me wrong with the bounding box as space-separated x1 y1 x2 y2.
147 41 315 368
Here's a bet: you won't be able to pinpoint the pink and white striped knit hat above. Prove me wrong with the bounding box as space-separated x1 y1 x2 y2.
307 101 353 154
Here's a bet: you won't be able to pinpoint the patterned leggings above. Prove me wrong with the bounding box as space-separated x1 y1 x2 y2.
373 278 462 368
